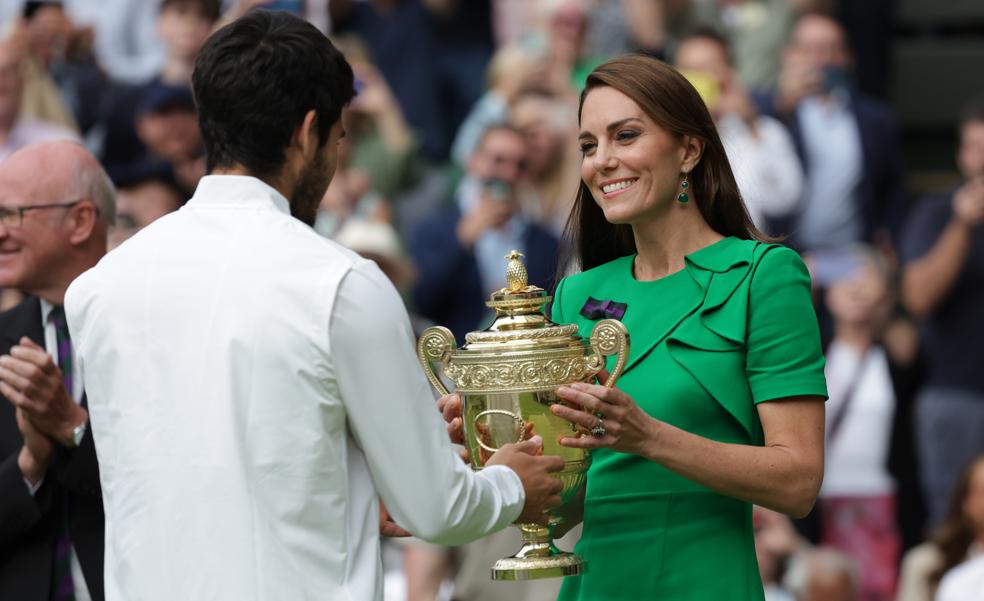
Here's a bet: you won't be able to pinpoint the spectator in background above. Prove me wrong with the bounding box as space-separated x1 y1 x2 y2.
813 246 900 601
324 36 423 227
410 124 558 340
426 0 496 153
133 82 204 194
901 99 984 529
538 0 605 96
784 548 860 601
100 0 218 184
108 164 185 249
332 0 494 162
0 141 113 601
897 455 984 601
686 0 797 93
451 42 547 167
8 0 104 136
583 0 673 59
509 87 579 235
0 39 79 161
757 12 904 252
675 26 802 233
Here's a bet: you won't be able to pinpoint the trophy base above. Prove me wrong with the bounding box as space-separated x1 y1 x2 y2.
490 551 586 581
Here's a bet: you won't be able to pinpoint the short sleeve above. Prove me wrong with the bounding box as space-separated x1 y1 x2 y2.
746 246 828 404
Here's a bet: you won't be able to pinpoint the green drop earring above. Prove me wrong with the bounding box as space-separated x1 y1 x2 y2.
677 174 690 203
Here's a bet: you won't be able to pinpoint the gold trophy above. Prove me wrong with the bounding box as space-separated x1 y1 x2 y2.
417 251 629 580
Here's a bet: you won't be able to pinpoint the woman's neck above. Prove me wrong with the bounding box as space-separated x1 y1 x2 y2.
631 206 722 281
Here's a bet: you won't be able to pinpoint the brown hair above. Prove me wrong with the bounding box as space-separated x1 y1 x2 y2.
563 55 767 272
930 454 984 587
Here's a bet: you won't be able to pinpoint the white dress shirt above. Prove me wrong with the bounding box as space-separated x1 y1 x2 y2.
796 92 864 250
717 113 803 229
65 175 524 601
819 341 896 497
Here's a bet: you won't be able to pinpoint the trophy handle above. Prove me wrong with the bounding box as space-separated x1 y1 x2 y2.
589 319 630 389
473 409 527 453
416 326 456 397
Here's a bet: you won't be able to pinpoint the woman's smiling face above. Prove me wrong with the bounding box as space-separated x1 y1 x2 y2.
578 86 691 226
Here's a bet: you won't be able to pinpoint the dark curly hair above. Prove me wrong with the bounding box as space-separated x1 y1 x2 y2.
192 10 355 180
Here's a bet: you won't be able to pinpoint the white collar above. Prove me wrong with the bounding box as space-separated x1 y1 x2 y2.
40 297 55 325
186 175 291 216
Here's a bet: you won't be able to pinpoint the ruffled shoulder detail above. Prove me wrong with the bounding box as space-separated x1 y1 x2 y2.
555 239 797 444
664 240 783 444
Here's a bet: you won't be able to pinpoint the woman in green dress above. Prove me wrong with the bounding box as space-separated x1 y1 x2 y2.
549 55 827 600
443 54 827 600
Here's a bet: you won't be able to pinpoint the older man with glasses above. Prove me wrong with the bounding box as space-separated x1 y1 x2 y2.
0 140 114 601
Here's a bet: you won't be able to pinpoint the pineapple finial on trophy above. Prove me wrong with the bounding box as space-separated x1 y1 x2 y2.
505 250 528 292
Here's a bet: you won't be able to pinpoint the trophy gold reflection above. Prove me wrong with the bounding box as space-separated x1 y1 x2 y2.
417 251 629 580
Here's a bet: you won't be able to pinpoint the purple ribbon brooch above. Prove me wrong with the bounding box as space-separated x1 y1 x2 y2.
579 297 628 321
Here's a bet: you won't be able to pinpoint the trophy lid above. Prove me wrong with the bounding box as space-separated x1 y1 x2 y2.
463 251 579 346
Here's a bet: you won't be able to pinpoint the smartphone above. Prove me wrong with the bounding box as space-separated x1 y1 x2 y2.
821 66 850 93
482 178 511 202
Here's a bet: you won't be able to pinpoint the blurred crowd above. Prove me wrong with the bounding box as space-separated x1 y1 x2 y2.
0 1 982 600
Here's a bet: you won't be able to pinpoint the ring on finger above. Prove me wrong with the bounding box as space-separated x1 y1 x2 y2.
590 417 606 438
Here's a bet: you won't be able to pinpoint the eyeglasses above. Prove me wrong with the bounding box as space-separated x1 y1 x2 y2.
0 200 83 229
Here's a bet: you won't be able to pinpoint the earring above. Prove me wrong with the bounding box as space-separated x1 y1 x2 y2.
677 174 690 203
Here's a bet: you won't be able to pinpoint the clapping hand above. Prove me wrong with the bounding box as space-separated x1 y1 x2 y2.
0 338 87 448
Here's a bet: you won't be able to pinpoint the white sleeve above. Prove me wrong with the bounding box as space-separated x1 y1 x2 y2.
330 260 525 545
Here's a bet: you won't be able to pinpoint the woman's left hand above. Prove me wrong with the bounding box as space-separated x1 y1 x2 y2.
551 382 658 457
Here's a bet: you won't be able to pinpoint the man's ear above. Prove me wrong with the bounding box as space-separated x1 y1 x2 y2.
680 135 704 174
67 200 100 246
292 109 319 160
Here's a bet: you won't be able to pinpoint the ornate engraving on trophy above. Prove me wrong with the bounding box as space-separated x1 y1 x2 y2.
417 251 630 580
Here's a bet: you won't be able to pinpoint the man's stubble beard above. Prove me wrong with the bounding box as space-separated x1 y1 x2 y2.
290 149 332 227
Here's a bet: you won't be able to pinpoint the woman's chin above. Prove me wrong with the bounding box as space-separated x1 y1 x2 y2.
600 207 637 226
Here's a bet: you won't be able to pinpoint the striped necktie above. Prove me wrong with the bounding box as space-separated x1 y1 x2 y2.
48 306 75 601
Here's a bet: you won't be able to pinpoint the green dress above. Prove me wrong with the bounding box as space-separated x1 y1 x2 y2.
552 237 828 601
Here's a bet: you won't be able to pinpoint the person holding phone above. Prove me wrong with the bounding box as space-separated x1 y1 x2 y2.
756 12 905 253
409 124 559 341
675 26 803 233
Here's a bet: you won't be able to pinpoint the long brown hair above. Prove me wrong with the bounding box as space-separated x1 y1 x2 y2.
563 55 768 272
930 454 984 586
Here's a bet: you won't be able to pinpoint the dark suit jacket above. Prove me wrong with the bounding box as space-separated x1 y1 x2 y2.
755 90 907 248
410 208 560 342
0 297 104 601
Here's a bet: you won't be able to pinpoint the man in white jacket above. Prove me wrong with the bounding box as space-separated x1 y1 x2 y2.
65 10 563 601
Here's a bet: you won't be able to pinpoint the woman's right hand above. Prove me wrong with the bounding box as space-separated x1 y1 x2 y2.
436 393 465 444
